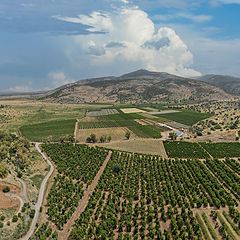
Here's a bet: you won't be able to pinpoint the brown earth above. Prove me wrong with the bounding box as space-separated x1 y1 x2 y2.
76 127 136 143
0 182 20 209
96 139 168 158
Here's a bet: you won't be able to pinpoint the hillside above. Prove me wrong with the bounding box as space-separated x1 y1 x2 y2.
42 70 235 103
199 74 240 96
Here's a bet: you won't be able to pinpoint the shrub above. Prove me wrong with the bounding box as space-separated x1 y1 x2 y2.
2 186 10 193
12 215 18 223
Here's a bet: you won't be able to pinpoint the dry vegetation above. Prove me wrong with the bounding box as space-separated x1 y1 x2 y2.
76 127 135 143
96 139 168 157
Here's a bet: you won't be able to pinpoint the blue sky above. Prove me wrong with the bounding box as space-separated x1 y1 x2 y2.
0 0 240 92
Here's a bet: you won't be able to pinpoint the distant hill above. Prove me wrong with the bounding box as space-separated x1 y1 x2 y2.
199 74 240 96
41 70 236 104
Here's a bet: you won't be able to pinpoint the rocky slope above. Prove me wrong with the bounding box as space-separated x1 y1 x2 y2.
42 70 235 103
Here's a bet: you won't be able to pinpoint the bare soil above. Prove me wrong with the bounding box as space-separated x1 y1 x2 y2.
0 182 20 210
76 127 135 142
96 139 168 158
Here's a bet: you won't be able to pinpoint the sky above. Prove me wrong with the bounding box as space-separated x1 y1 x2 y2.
0 0 240 92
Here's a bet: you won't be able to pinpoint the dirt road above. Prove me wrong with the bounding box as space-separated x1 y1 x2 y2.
20 143 54 240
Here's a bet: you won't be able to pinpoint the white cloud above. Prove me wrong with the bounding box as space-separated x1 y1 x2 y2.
155 13 212 23
7 81 33 93
54 11 113 33
56 6 201 77
48 71 74 87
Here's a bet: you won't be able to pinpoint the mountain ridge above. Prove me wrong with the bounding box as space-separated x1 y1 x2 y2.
41 70 236 104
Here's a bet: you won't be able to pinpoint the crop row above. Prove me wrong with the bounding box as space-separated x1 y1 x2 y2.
79 120 136 129
69 149 238 239
164 141 210 159
164 141 240 159
42 144 108 229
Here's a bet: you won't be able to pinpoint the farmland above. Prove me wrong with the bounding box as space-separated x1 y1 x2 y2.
30 144 240 240
20 119 76 142
200 142 240 158
164 141 210 159
76 127 133 142
41 144 108 229
79 111 168 139
87 108 119 117
156 109 213 126
70 148 237 239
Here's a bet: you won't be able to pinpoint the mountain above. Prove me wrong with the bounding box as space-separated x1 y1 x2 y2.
41 70 235 104
199 74 240 96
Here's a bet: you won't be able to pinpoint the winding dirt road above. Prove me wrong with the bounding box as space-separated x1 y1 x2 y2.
20 143 54 240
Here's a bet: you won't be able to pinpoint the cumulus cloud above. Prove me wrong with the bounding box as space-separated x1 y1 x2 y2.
54 12 113 33
48 71 74 88
56 6 201 77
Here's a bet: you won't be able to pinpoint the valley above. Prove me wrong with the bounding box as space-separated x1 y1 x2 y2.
0 71 240 240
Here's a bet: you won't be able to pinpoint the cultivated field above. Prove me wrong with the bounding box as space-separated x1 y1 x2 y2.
76 127 134 142
97 139 168 157
20 119 76 142
120 108 146 113
164 141 211 159
87 108 119 117
158 109 213 126
32 144 240 240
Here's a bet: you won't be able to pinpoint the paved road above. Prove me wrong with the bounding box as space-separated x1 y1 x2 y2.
20 142 54 240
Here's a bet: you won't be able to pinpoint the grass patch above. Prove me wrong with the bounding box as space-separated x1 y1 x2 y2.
30 174 44 189
164 141 210 159
157 109 213 126
20 119 76 142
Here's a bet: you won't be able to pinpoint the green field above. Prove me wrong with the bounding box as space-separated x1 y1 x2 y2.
20 119 76 142
97 113 145 121
200 142 240 158
164 141 210 159
158 110 213 126
128 125 164 138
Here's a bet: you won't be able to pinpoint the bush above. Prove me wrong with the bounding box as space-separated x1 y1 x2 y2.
30 209 35 219
2 186 10 193
86 134 97 143
12 215 18 223
112 165 121 174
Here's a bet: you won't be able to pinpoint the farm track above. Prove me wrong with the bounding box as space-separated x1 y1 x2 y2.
74 119 79 140
20 143 54 240
58 151 112 240
197 143 214 159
